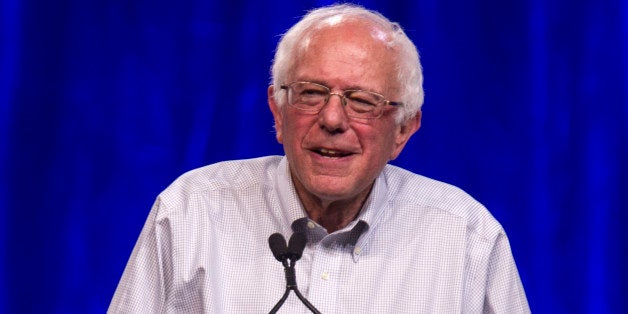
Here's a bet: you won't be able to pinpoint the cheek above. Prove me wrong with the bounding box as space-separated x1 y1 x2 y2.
359 126 399 161
281 114 311 148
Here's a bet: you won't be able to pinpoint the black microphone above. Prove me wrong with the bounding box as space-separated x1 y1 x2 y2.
268 233 289 266
287 232 306 262
268 232 321 314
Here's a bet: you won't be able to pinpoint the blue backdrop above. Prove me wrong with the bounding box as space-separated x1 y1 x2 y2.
1 0 627 312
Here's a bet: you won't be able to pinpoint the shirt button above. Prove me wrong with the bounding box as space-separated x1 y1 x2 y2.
354 247 362 255
321 272 330 281
307 221 316 229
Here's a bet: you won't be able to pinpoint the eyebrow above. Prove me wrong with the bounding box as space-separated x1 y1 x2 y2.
295 78 382 94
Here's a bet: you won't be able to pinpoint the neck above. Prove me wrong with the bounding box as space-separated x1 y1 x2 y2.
295 183 373 234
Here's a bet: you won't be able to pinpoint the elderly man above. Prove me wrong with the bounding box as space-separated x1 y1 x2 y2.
109 4 529 313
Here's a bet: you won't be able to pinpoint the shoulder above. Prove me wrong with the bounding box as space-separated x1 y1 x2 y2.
157 156 282 207
383 164 504 241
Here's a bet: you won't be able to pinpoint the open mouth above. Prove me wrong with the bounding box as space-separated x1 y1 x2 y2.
316 148 352 158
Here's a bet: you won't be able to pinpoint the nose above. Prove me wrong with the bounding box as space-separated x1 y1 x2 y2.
318 92 349 133
327 92 347 106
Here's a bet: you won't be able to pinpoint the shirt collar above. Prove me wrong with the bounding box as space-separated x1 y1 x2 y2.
274 156 308 227
350 169 388 261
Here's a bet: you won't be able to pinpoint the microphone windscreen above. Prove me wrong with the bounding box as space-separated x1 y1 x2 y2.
288 232 307 261
268 233 288 262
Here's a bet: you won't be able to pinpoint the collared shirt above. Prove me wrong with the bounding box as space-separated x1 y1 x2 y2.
109 156 529 313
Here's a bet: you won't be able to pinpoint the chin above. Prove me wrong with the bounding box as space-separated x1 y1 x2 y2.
307 181 364 202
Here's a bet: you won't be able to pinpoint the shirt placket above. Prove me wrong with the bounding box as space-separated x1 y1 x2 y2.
307 239 342 314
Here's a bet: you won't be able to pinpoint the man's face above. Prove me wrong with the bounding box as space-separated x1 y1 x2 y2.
268 22 420 204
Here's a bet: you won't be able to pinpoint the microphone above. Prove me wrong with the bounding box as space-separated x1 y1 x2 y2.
268 232 321 314
287 232 306 262
269 233 289 266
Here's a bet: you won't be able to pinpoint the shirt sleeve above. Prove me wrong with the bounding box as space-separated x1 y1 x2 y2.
108 199 168 313
483 231 530 313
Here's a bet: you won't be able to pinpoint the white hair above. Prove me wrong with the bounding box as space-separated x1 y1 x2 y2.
270 4 424 123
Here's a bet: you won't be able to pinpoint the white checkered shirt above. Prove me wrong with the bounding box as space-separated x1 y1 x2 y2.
109 156 529 313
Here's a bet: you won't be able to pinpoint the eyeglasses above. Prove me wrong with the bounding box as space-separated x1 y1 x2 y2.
280 81 403 119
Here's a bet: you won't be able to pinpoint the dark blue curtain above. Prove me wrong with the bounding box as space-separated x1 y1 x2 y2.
1 0 626 312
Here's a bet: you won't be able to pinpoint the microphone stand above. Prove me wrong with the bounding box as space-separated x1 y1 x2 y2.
269 233 322 314
269 259 321 314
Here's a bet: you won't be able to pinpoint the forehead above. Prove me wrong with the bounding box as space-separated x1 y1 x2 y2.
290 20 400 93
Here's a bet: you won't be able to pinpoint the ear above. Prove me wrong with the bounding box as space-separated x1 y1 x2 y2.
268 85 284 143
390 111 422 160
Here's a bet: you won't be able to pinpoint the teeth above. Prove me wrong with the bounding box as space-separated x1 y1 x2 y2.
320 148 344 157
320 148 337 155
